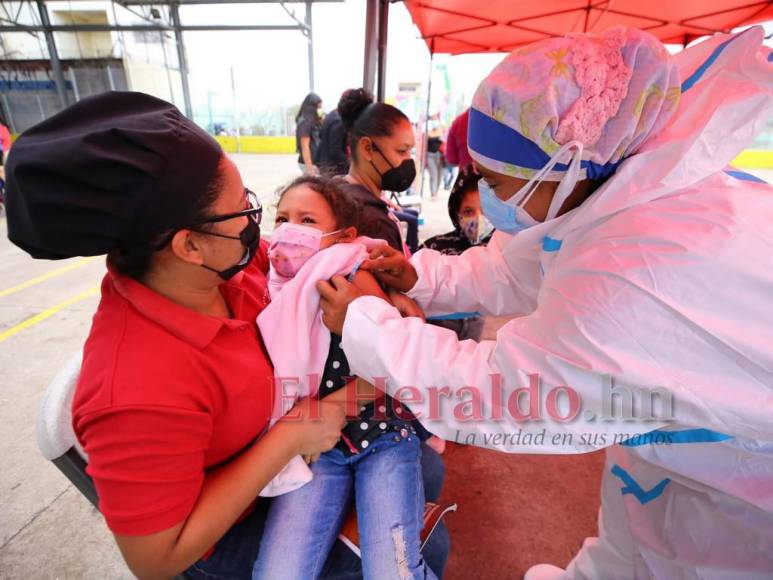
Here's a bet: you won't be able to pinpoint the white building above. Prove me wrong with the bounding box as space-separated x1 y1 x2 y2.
0 1 185 132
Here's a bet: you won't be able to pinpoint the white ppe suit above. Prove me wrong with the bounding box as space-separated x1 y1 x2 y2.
340 28 773 579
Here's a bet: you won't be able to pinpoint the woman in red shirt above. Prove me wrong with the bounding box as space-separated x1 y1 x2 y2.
5 92 448 579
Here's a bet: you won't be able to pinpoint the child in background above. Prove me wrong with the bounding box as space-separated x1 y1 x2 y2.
253 176 436 580
420 169 494 255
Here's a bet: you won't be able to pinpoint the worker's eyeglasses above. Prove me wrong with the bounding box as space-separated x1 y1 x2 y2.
191 188 262 226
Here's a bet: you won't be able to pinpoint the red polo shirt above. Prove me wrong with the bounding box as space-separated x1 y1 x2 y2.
73 242 275 536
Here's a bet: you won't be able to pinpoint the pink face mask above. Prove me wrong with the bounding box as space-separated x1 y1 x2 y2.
268 223 342 278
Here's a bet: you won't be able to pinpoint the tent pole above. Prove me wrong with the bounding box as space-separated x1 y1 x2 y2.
362 0 378 94
418 38 434 199
376 0 389 101
305 0 314 93
37 0 69 109
170 2 193 118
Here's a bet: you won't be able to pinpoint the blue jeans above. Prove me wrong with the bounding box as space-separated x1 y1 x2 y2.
252 429 436 580
393 208 420 254
184 443 448 580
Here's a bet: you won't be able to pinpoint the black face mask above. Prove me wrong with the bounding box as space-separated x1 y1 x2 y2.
370 141 416 192
199 217 261 280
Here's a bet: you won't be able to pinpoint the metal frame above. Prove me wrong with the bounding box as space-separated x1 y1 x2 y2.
362 0 393 102
34 0 68 108
51 448 99 508
0 0 341 120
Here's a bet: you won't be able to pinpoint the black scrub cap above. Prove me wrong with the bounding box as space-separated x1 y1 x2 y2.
5 91 223 259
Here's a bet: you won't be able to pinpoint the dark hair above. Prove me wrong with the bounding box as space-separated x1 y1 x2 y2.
337 88 409 162
448 169 481 230
296 92 322 124
108 162 226 280
278 175 361 231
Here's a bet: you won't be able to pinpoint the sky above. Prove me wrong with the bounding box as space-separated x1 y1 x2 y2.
179 1 504 130
176 1 772 133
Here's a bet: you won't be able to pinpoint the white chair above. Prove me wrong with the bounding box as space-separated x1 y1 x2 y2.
36 355 189 578
36 352 98 508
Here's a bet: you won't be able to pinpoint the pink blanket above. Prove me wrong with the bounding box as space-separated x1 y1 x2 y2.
257 237 386 496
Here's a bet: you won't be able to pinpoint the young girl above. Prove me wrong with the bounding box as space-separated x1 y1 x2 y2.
420 169 494 256
253 176 436 580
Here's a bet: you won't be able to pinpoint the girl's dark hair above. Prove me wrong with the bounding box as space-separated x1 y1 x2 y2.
448 169 481 230
337 88 409 162
296 92 322 124
278 175 361 231
108 162 226 280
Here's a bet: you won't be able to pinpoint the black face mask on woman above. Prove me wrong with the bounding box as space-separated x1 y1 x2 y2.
201 217 261 281
191 188 263 281
369 141 416 192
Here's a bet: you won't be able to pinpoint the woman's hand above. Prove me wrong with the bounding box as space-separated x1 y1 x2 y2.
279 397 347 457
316 275 366 335
360 245 419 292
388 289 425 320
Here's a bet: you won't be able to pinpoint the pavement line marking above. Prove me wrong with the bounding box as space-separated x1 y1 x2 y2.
0 256 100 299
0 284 100 343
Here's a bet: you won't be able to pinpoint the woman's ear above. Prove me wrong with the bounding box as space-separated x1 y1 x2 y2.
170 229 205 265
359 137 374 162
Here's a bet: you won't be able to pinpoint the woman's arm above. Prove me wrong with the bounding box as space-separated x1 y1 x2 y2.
362 240 539 317
114 398 346 579
337 281 668 456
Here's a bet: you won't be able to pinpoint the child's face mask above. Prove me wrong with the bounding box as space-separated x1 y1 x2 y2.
459 214 493 245
268 223 342 278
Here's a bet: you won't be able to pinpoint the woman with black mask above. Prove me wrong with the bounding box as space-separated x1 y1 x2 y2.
336 88 420 253
5 92 449 580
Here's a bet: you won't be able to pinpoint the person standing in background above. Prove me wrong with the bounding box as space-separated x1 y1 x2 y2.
296 93 322 175
445 108 472 173
0 113 10 210
425 115 444 199
0 113 12 166
317 91 350 176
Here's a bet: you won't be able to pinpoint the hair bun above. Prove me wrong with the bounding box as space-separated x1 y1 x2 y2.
338 88 374 131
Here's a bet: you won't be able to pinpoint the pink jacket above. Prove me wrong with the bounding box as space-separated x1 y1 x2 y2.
256 237 387 496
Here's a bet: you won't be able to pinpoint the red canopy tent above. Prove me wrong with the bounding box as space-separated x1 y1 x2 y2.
363 1 772 99
402 0 773 54
360 0 771 192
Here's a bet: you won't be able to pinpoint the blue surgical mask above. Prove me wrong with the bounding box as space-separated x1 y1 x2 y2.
478 140 585 235
479 178 539 235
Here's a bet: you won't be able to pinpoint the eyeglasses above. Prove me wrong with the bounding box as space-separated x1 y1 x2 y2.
190 188 262 227
152 188 262 250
